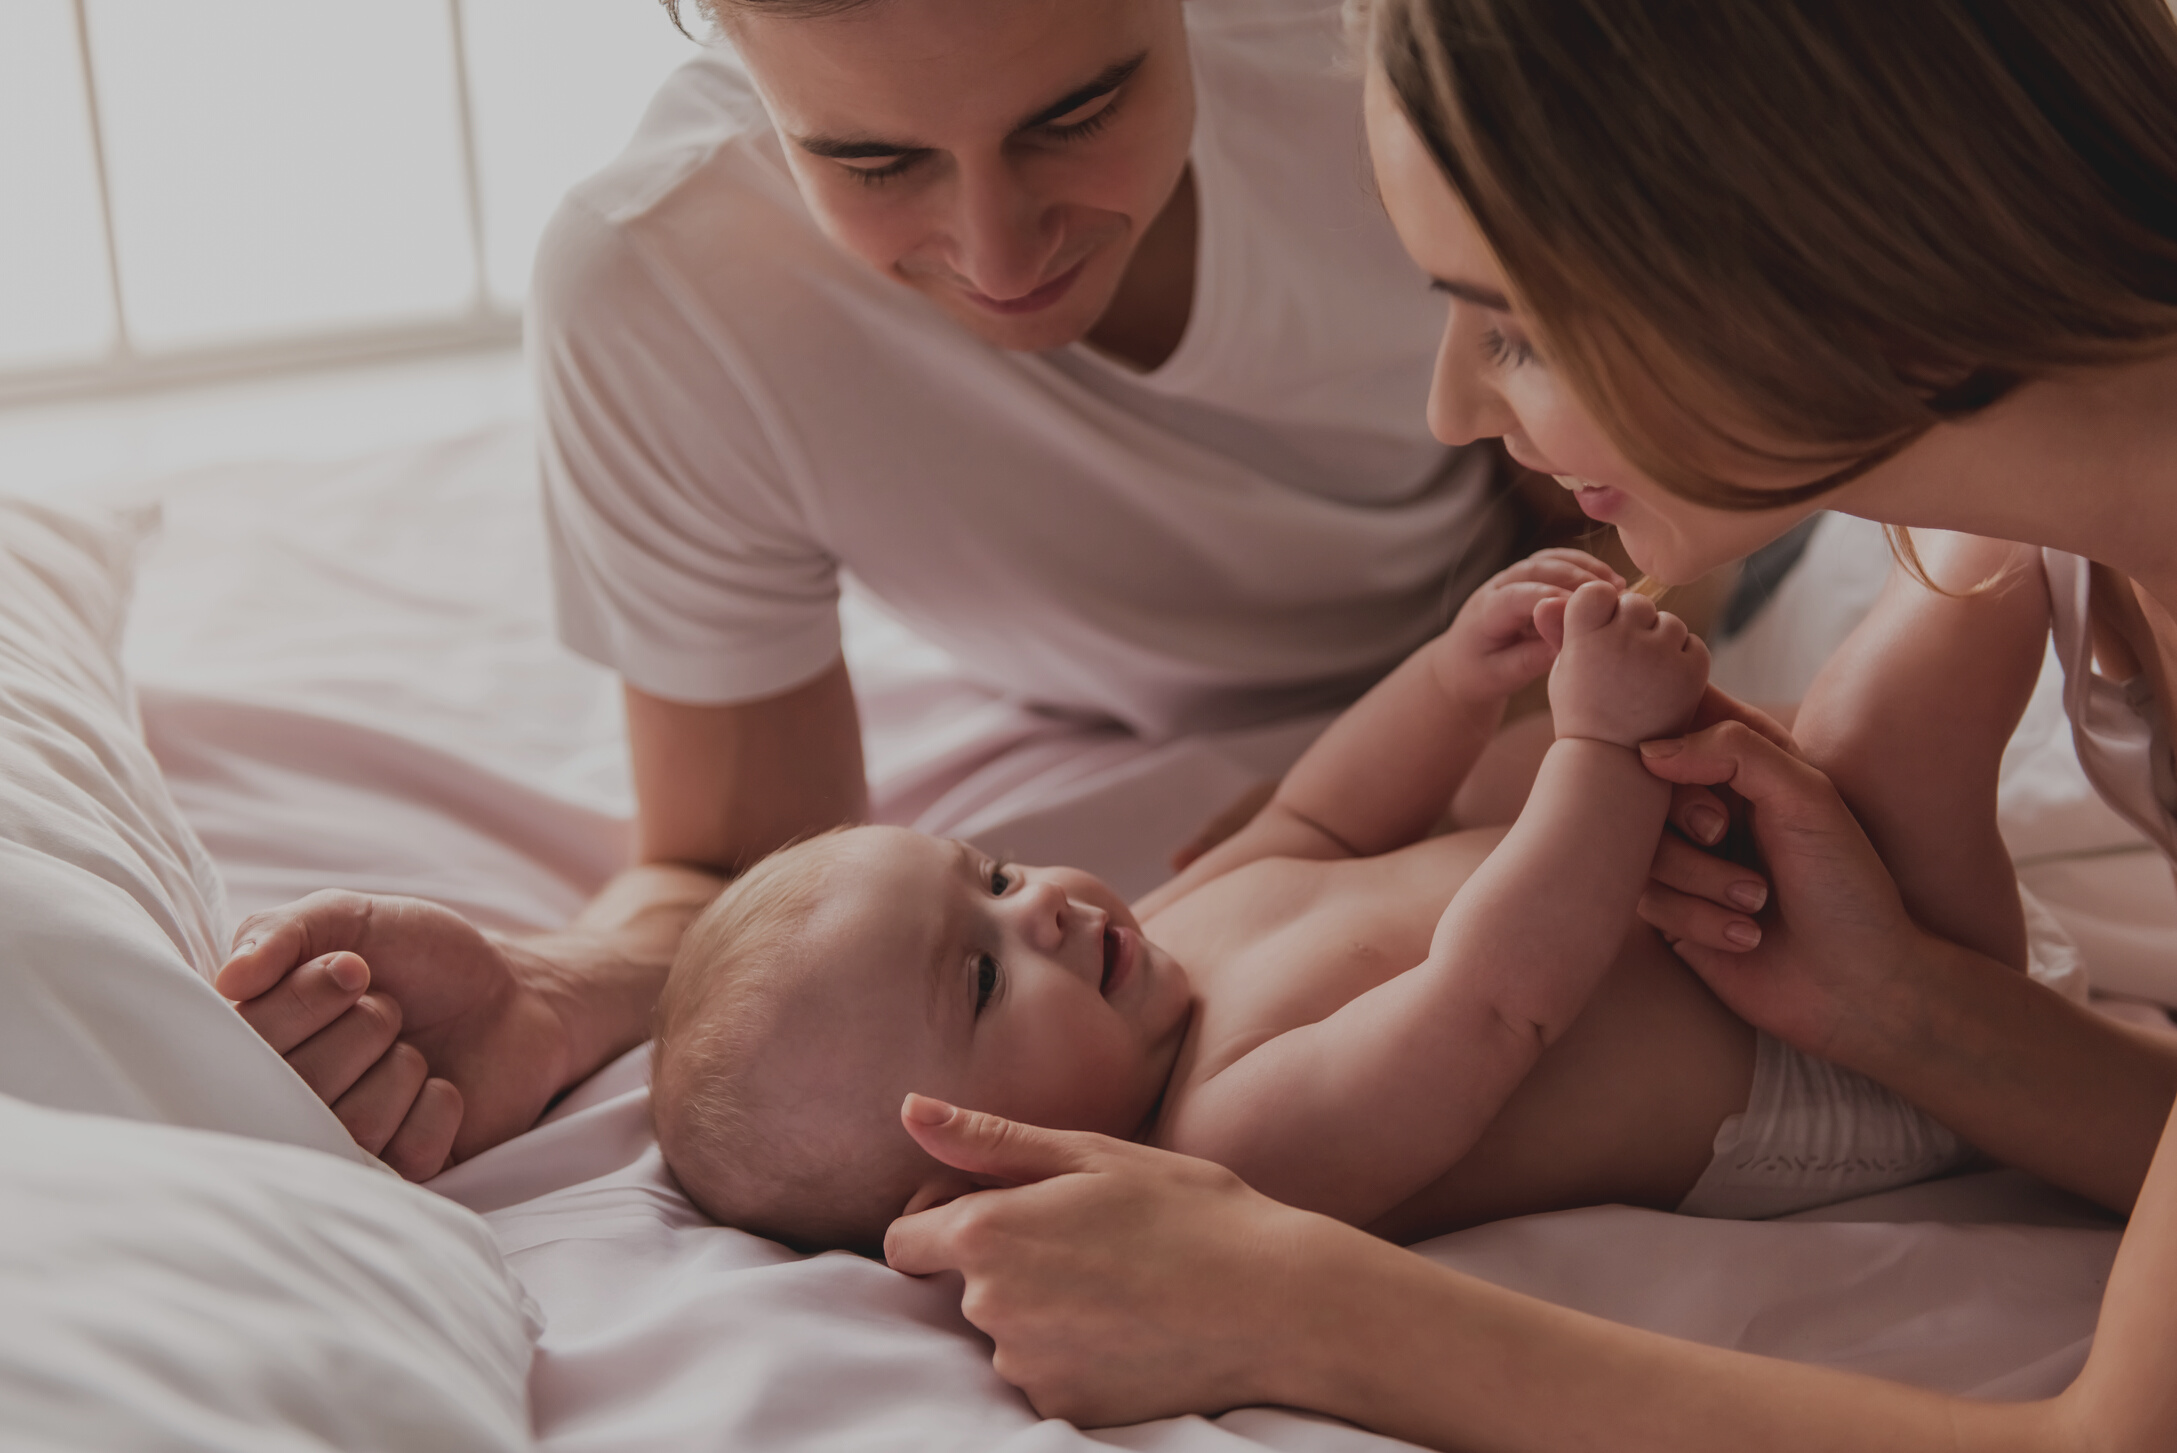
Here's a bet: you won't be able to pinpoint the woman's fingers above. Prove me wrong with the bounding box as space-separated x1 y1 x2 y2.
227 950 372 1054
898 1096 1110 1186
1639 879 1762 953
1667 783 1731 846
1650 830 1767 911
281 992 403 1105
1685 685 1797 751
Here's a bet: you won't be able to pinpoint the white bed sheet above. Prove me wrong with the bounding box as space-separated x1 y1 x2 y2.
107 426 2159 1450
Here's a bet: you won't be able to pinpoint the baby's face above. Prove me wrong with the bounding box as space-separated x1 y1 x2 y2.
797 826 1192 1140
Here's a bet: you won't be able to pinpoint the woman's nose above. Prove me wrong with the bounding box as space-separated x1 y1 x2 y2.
1425 313 1518 446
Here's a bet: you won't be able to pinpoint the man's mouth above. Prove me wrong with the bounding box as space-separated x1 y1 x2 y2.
959 257 1089 316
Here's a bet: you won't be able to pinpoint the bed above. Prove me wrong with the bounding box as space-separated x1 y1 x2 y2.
7 421 2171 1449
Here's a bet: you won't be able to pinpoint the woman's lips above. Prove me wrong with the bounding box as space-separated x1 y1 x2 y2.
1100 924 1137 998
961 258 1088 316
1554 474 1627 522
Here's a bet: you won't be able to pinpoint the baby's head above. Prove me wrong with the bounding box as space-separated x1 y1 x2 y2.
653 825 1192 1252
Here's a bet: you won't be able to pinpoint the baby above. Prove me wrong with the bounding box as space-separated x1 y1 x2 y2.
653 552 1971 1251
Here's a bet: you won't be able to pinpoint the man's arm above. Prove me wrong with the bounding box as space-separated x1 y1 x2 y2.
219 661 867 1175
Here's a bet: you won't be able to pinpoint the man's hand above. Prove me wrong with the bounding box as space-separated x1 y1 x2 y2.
217 892 579 1178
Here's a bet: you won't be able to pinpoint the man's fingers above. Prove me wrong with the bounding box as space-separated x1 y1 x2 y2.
217 915 318 1001
330 1041 430 1155
284 993 404 1105
899 1095 1108 1186
380 1078 462 1182
229 951 371 1055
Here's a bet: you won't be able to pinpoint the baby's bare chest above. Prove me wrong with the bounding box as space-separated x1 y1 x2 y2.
1146 830 1504 1079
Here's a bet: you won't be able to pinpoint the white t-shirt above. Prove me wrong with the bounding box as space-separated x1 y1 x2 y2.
535 0 1494 741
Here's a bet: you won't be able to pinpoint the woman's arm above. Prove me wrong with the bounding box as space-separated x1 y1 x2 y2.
885 1094 2173 1450
1640 719 2177 1213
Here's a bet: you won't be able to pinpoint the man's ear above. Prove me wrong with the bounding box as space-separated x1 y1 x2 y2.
900 1167 982 1217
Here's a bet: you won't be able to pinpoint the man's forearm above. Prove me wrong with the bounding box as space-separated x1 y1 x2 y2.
499 861 726 1093
1846 931 2177 1214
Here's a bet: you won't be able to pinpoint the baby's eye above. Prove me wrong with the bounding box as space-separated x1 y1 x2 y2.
988 864 1013 895
974 953 1002 1014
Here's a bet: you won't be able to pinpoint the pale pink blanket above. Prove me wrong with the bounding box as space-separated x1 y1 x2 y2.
114 427 2154 1451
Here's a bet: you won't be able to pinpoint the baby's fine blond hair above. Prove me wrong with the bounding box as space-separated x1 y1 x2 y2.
651 828 927 1252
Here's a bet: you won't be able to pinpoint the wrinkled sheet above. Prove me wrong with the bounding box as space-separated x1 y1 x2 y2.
113 428 2165 1450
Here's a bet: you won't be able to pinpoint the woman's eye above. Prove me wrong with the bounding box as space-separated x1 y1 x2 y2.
974 953 1001 1013
843 154 919 186
1480 325 1536 369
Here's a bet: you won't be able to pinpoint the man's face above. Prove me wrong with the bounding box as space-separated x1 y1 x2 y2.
732 0 1194 352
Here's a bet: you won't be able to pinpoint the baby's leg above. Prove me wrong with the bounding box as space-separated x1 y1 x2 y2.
1790 532 2047 970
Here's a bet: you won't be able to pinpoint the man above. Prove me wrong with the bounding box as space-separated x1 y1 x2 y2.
218 0 1502 1178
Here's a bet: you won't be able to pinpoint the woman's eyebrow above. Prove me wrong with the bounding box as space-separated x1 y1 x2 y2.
1434 277 1512 311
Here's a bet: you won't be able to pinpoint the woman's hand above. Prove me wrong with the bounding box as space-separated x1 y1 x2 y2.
883 1095 1348 1428
1635 718 1933 1070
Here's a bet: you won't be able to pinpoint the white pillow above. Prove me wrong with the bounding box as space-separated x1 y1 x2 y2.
0 499 358 1150
0 1093 536 1452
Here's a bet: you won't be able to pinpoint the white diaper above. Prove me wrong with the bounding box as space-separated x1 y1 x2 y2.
1678 888 2083 1220
1675 1032 1974 1219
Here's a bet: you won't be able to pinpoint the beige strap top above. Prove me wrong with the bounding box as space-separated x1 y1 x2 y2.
2044 548 2177 863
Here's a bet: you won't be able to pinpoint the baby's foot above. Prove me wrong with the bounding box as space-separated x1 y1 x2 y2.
1544 581 1710 748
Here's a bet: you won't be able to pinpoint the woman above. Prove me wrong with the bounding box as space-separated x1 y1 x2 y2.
883 0 2177 1445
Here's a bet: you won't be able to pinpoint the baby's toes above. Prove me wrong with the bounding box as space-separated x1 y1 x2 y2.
1618 590 1661 629
1562 579 1621 636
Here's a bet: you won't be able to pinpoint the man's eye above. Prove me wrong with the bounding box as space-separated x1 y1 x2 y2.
975 953 1001 1013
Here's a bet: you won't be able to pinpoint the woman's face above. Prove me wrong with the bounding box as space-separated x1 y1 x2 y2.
1363 66 1822 584
733 0 1193 354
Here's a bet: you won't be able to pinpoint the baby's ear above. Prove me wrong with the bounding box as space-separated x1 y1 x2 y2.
901 1168 982 1217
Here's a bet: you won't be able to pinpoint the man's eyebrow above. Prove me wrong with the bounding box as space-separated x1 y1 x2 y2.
1435 278 1512 311
793 53 1147 161
1015 53 1146 132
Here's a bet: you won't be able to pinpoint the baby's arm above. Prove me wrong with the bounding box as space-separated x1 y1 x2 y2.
1165 584 1708 1226
1139 551 1623 916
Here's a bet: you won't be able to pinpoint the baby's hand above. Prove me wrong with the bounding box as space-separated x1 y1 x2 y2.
1538 581 1710 748
1430 549 1626 704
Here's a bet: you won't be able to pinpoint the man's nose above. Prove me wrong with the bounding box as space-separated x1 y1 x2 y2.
947 158 1060 300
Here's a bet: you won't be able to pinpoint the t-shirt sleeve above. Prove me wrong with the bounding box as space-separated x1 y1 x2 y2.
532 195 843 705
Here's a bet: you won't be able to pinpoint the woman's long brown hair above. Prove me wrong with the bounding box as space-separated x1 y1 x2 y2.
1376 0 2177 512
